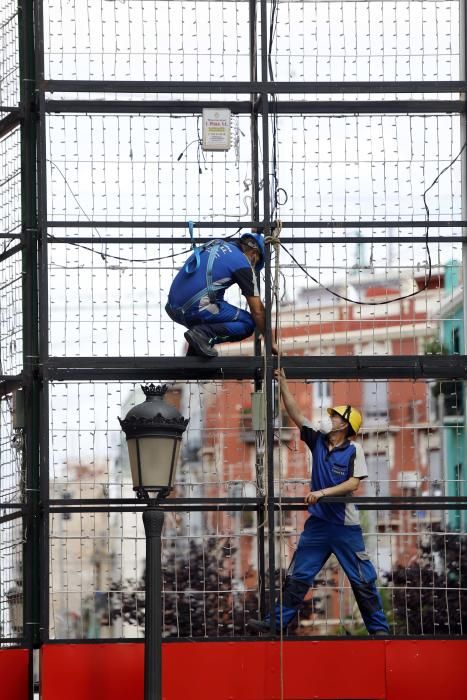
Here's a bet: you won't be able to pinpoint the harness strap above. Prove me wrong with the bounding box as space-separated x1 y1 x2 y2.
180 287 210 314
206 242 219 303
179 240 229 314
184 220 201 274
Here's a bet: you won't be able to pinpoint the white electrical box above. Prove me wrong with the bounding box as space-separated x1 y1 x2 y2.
252 391 265 431
12 389 25 429
202 108 231 151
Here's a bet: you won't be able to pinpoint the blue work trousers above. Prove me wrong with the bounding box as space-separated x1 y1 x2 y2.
166 300 255 345
273 516 389 634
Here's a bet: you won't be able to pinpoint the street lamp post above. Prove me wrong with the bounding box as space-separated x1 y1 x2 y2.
119 384 188 700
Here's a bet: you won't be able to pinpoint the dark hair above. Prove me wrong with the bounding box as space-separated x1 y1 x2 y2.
240 239 259 255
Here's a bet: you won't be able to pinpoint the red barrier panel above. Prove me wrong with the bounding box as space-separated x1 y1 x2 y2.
41 640 385 700
168 640 386 700
385 640 467 700
0 648 29 700
41 639 467 700
41 643 143 699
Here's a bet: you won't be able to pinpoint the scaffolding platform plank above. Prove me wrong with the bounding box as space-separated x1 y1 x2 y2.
44 355 467 381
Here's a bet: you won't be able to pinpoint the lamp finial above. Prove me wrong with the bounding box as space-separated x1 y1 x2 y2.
142 384 167 398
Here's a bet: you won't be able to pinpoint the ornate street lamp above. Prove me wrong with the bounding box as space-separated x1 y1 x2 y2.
119 384 188 700
119 383 189 501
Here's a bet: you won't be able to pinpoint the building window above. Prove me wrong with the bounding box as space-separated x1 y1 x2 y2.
228 482 255 531
365 453 390 497
454 463 463 531
428 382 438 422
430 380 463 418
452 326 461 354
444 381 463 417
363 380 388 421
428 449 442 487
454 463 463 498
313 381 331 408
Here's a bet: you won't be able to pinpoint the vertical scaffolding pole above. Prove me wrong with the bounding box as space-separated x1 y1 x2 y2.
260 0 277 633
18 0 39 695
249 0 260 230
460 0 467 530
249 0 267 619
34 0 51 642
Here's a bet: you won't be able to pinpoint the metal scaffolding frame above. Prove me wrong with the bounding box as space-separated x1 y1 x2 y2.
0 1 467 696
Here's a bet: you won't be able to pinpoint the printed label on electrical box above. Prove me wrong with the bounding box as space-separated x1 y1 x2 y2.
202 109 231 151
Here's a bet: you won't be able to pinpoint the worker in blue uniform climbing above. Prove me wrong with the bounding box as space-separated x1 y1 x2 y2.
166 231 278 357
249 369 389 636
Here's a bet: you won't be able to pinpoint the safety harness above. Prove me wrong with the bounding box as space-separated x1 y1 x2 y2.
169 222 231 320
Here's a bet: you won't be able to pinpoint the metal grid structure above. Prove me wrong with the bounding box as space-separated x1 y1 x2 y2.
1 4 467 696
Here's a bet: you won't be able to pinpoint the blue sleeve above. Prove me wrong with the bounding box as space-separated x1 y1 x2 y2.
300 424 320 451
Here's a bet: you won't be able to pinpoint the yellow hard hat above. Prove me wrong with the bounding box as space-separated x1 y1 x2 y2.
327 405 362 435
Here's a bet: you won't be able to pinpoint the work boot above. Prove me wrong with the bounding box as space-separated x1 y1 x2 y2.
247 619 273 634
184 328 218 358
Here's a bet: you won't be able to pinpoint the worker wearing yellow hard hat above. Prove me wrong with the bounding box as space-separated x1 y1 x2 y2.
327 405 362 436
248 370 389 637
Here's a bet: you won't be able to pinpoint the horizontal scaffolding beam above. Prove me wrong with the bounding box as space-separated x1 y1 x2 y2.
45 355 467 382
46 496 467 506
42 495 467 514
45 99 463 115
0 110 21 140
3 497 466 514
272 100 464 114
43 79 467 94
0 510 24 525
0 376 23 397
46 100 252 114
46 220 467 230
47 235 464 245
0 242 24 264
46 504 467 513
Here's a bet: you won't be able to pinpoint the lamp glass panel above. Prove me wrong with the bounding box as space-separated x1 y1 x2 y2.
128 436 179 489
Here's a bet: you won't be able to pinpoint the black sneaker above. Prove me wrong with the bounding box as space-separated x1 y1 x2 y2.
184 328 218 358
247 619 273 634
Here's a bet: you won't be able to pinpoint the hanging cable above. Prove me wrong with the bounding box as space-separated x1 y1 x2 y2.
265 220 282 344
267 6 286 699
48 159 108 260
278 140 467 307
48 159 250 265
267 0 288 221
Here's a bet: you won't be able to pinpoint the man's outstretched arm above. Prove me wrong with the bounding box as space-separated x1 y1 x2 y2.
305 476 361 504
275 369 306 429
246 296 278 355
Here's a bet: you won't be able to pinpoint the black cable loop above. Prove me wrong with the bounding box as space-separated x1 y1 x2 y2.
277 140 467 307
